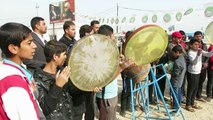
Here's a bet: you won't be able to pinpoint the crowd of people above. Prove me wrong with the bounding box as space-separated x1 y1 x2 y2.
0 16 213 120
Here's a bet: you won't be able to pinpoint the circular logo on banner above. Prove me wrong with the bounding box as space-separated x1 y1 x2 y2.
204 6 213 17
111 18 114 24
98 18 101 23
122 17 126 23
176 12 182 21
163 13 171 23
115 18 119 24
184 8 193 15
142 16 148 23
129 17 135 23
88 16 92 20
106 18 109 23
152 15 157 23
102 18 105 23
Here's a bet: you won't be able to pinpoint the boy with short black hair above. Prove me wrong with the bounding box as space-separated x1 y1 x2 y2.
186 38 213 112
0 22 42 120
170 45 186 111
33 40 72 120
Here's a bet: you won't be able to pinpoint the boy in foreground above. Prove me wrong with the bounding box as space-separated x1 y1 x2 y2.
0 22 43 120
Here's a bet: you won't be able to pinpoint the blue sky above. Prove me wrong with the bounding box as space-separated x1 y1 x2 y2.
0 0 212 34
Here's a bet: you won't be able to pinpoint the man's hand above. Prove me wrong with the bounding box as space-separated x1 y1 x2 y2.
197 48 202 56
202 63 208 69
119 54 135 71
93 87 102 93
55 66 71 88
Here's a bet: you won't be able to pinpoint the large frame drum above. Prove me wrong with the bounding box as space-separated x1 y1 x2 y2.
123 24 168 66
122 24 168 82
205 21 213 44
68 34 120 91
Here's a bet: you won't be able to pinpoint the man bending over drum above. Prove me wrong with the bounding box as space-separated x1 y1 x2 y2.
96 25 134 120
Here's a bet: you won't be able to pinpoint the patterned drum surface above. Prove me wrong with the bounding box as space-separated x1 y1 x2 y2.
68 34 120 91
205 21 213 44
124 24 168 65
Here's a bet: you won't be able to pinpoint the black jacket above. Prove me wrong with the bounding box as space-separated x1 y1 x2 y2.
59 34 77 66
34 67 73 120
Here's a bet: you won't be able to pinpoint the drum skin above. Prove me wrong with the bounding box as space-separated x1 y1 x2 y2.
123 24 168 66
205 21 213 44
68 34 120 91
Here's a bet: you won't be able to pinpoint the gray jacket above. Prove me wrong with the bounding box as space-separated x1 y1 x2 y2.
171 55 186 88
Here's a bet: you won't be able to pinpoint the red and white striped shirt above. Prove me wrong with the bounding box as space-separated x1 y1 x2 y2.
0 62 40 120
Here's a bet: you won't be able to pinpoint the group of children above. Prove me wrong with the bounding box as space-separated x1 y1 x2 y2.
162 31 213 113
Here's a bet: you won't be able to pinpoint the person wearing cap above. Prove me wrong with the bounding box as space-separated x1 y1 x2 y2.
167 31 183 61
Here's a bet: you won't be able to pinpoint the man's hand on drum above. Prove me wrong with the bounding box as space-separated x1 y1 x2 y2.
55 66 71 88
93 87 102 93
119 54 135 71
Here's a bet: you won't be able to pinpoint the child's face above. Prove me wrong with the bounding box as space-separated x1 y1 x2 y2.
55 51 67 66
194 34 203 42
173 37 182 44
18 34 37 60
190 41 199 51
173 51 180 59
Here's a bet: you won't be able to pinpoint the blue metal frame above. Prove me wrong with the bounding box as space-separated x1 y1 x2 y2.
130 64 186 120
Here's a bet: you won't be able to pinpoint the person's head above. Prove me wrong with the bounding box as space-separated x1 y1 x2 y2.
0 22 37 61
125 31 133 41
179 30 186 42
189 38 200 51
31 17 47 35
98 24 114 41
194 31 203 43
172 45 183 59
50 4 55 11
64 2 70 11
44 40 67 66
171 31 183 44
79 24 93 38
63 21 76 39
90 20 100 34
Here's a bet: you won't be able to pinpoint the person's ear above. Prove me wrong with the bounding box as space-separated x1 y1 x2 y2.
35 23 40 30
8 44 19 54
65 28 69 34
53 54 58 61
